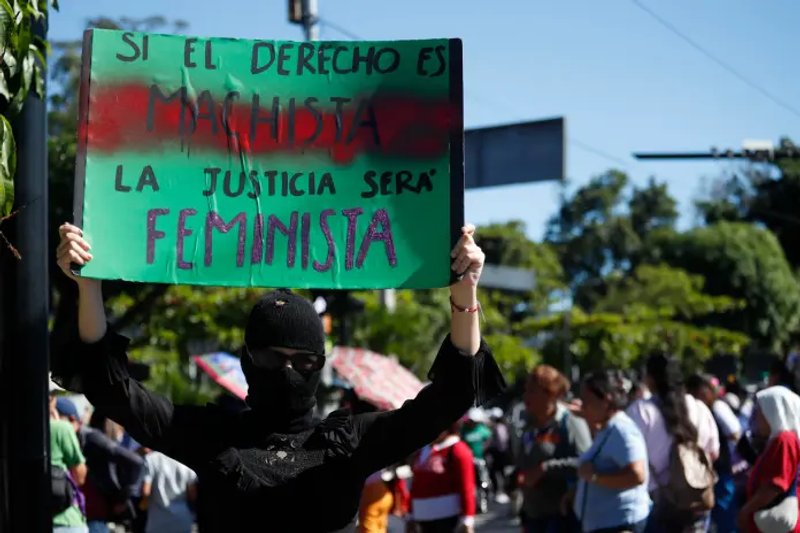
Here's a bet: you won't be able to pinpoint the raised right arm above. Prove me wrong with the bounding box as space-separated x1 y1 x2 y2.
54 223 210 467
57 223 107 342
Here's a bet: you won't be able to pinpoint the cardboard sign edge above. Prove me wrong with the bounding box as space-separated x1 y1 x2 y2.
448 38 465 287
70 29 94 277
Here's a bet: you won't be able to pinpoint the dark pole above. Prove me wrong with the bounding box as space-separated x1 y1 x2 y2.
338 311 351 347
633 146 800 161
0 13 51 533
334 291 352 347
633 152 736 159
562 309 572 383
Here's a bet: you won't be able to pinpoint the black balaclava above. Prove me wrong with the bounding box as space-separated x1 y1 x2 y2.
242 290 326 426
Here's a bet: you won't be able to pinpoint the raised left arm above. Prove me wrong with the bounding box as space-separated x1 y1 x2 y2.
449 224 482 356
351 225 505 474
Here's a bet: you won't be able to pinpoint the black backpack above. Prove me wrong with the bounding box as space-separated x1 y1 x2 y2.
51 465 76 516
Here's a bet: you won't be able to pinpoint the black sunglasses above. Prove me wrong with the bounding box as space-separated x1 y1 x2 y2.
244 345 326 373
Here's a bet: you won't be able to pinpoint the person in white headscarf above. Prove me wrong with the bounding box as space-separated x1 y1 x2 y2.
738 386 800 533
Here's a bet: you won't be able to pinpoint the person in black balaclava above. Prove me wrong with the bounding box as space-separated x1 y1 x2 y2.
239 289 327 428
53 222 506 532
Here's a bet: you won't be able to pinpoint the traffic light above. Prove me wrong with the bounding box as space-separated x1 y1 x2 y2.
288 0 303 24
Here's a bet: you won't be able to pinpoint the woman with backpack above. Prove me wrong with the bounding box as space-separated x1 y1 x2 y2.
626 353 720 533
738 386 800 533
573 370 651 533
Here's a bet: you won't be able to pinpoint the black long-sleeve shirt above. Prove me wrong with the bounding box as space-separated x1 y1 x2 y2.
53 329 505 532
78 426 144 519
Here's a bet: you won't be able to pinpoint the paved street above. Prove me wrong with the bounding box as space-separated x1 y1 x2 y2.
383 500 518 532
475 500 518 532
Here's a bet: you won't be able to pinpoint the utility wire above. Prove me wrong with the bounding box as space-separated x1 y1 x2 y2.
631 0 800 120
570 138 632 168
319 19 364 41
321 18 633 169
465 92 632 168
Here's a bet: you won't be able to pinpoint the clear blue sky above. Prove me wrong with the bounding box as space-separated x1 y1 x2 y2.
50 0 800 239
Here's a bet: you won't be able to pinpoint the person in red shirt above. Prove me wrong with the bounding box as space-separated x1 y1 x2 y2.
409 424 476 533
739 386 800 533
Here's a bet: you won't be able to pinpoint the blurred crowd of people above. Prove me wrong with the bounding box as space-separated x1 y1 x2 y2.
49 380 198 533
49 349 800 533
358 353 800 533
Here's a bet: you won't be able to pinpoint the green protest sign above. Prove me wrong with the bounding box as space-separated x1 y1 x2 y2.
74 29 464 289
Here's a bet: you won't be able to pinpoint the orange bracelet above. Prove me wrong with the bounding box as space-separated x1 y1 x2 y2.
450 297 480 313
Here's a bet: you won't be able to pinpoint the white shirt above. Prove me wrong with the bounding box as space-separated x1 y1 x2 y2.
143 451 197 533
626 394 720 490
713 399 742 440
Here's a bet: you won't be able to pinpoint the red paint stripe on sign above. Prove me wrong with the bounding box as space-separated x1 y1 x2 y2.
82 82 459 164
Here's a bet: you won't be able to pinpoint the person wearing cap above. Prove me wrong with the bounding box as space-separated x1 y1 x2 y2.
56 398 146 533
53 222 505 532
460 407 493 514
55 397 84 433
461 408 492 461
49 387 88 532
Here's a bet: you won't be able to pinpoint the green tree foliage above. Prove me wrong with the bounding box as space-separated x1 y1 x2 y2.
110 285 264 355
538 172 759 374
348 221 562 380
643 222 800 352
630 179 678 237
697 138 800 269
472 221 567 376
545 171 678 308
133 345 218 405
596 264 743 320
350 289 450 375
519 264 749 372
108 285 262 403
476 220 564 313
348 288 541 381
0 0 54 236
546 171 632 286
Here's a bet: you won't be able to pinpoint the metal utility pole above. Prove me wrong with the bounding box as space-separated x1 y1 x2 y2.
562 310 573 383
290 0 370 347
0 14 51 533
379 289 397 313
634 139 799 162
302 0 319 41
289 0 319 41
